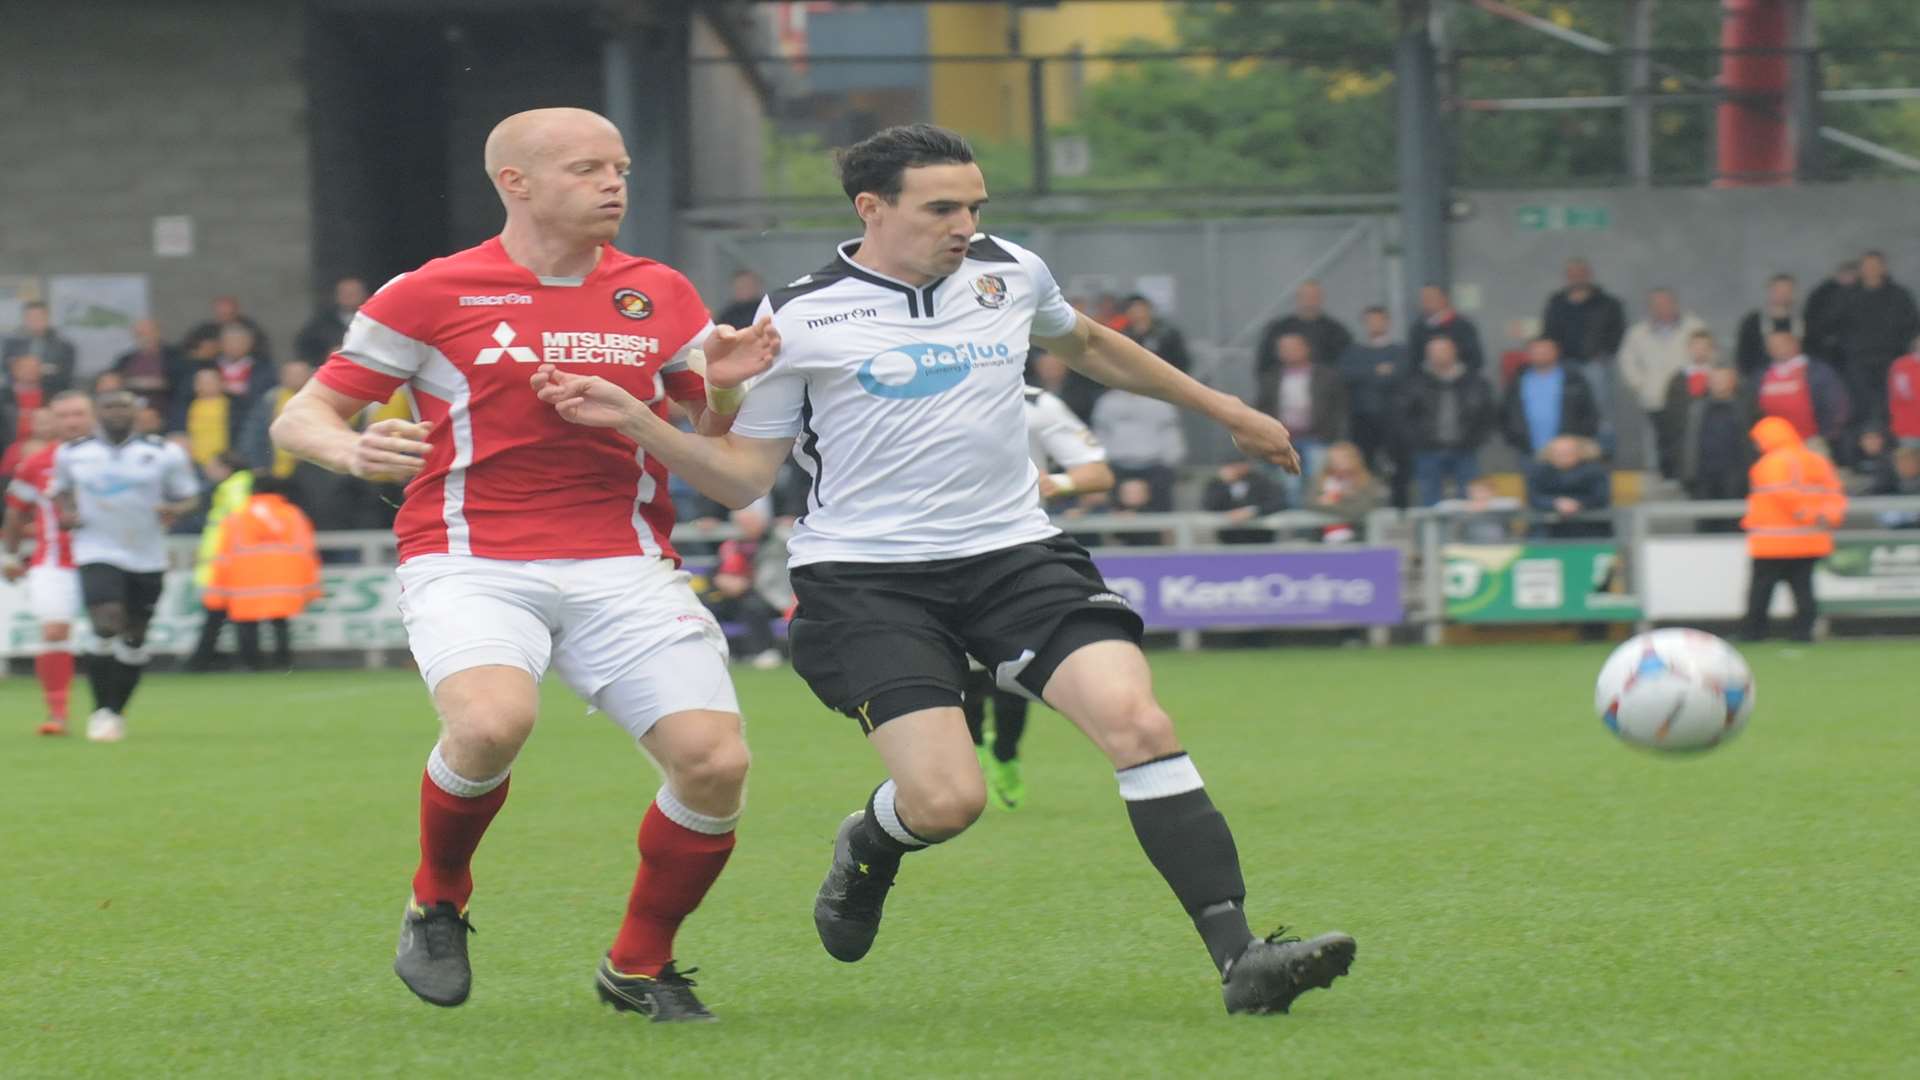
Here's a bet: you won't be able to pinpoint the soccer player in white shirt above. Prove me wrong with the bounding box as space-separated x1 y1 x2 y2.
49 389 201 742
534 124 1355 1015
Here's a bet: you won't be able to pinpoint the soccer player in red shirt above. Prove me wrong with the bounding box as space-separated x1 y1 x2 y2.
2 391 94 735
271 108 776 1022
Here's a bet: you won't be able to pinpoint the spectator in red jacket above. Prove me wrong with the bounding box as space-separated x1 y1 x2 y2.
1888 335 1920 447
1754 331 1849 454
1 354 50 452
700 504 782 670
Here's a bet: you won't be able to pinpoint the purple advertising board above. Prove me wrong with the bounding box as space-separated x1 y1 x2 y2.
1088 548 1403 630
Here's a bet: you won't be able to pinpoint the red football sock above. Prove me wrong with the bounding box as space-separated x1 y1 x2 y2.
608 802 737 976
36 650 73 722
411 770 510 909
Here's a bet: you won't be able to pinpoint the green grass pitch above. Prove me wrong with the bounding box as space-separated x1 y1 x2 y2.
4 643 1916 1078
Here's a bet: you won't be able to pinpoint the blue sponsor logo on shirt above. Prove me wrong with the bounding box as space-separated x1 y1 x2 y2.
83 474 144 497
856 341 1010 399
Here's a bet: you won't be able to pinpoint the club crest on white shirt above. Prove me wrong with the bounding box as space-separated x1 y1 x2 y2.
970 273 1010 310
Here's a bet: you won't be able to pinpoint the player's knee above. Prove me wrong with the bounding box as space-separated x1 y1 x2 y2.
90 606 126 639
905 773 987 838
42 622 70 644
672 733 752 803
1101 696 1178 767
443 706 536 766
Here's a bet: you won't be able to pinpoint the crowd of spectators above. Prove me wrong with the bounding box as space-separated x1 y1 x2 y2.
0 278 402 536
1039 246 1920 541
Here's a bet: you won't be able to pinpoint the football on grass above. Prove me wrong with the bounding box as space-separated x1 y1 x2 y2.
1594 629 1755 752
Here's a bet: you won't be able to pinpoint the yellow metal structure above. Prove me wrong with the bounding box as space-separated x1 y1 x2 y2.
926 2 1177 141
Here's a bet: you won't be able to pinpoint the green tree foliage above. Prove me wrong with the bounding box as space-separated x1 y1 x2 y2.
1070 0 1920 192
1074 52 1396 192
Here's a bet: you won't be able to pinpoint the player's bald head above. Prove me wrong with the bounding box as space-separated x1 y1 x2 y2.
484 108 623 188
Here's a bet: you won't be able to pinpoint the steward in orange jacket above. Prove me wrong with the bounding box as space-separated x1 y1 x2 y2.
1740 417 1847 642
206 488 322 623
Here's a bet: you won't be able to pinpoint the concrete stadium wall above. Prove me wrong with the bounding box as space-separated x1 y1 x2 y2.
1452 182 1920 360
0 0 312 365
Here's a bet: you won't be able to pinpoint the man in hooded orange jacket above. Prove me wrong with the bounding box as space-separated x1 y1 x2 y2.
204 474 321 669
1741 417 1847 642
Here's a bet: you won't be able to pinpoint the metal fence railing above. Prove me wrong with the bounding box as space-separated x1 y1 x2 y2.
56 497 1909 666
693 39 1920 214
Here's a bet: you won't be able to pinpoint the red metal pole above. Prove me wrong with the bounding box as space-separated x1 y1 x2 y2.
1717 0 1794 186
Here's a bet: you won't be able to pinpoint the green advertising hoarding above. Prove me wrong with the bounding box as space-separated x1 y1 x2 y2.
1817 539 1920 614
1444 543 1641 623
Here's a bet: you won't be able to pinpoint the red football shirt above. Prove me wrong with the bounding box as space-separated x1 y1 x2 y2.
315 238 712 564
5 443 74 568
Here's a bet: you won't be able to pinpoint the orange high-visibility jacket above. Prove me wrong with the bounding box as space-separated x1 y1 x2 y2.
1741 417 1848 559
206 494 323 621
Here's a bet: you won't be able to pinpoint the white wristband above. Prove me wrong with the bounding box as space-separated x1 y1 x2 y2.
689 347 745 415
1047 472 1077 497
705 378 745 415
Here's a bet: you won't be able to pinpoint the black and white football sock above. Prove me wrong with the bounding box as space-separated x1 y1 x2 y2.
1118 752 1255 973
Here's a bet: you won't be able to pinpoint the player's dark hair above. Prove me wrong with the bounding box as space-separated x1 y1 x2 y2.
23 299 47 313
1363 304 1388 317
1123 294 1151 309
1769 272 1795 286
835 124 975 204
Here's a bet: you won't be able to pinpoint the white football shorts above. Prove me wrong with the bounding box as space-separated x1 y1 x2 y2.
26 565 82 624
396 554 738 737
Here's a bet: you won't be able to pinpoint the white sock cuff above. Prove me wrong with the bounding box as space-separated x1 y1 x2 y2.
656 785 740 836
1116 753 1205 801
112 641 150 666
871 779 929 848
426 744 510 798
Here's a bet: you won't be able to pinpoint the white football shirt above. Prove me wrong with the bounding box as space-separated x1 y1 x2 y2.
731 234 1081 566
50 433 200 573
1024 385 1106 472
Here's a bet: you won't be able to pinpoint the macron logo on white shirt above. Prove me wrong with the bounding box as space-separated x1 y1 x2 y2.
474 322 540 365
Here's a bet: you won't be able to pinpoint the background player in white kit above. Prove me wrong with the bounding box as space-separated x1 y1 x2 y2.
535 124 1356 1015
48 389 200 743
272 108 775 1021
963 380 1114 809
3 391 98 735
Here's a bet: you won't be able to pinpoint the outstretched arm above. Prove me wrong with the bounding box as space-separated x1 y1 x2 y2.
1041 460 1115 500
534 366 793 509
1035 313 1300 474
